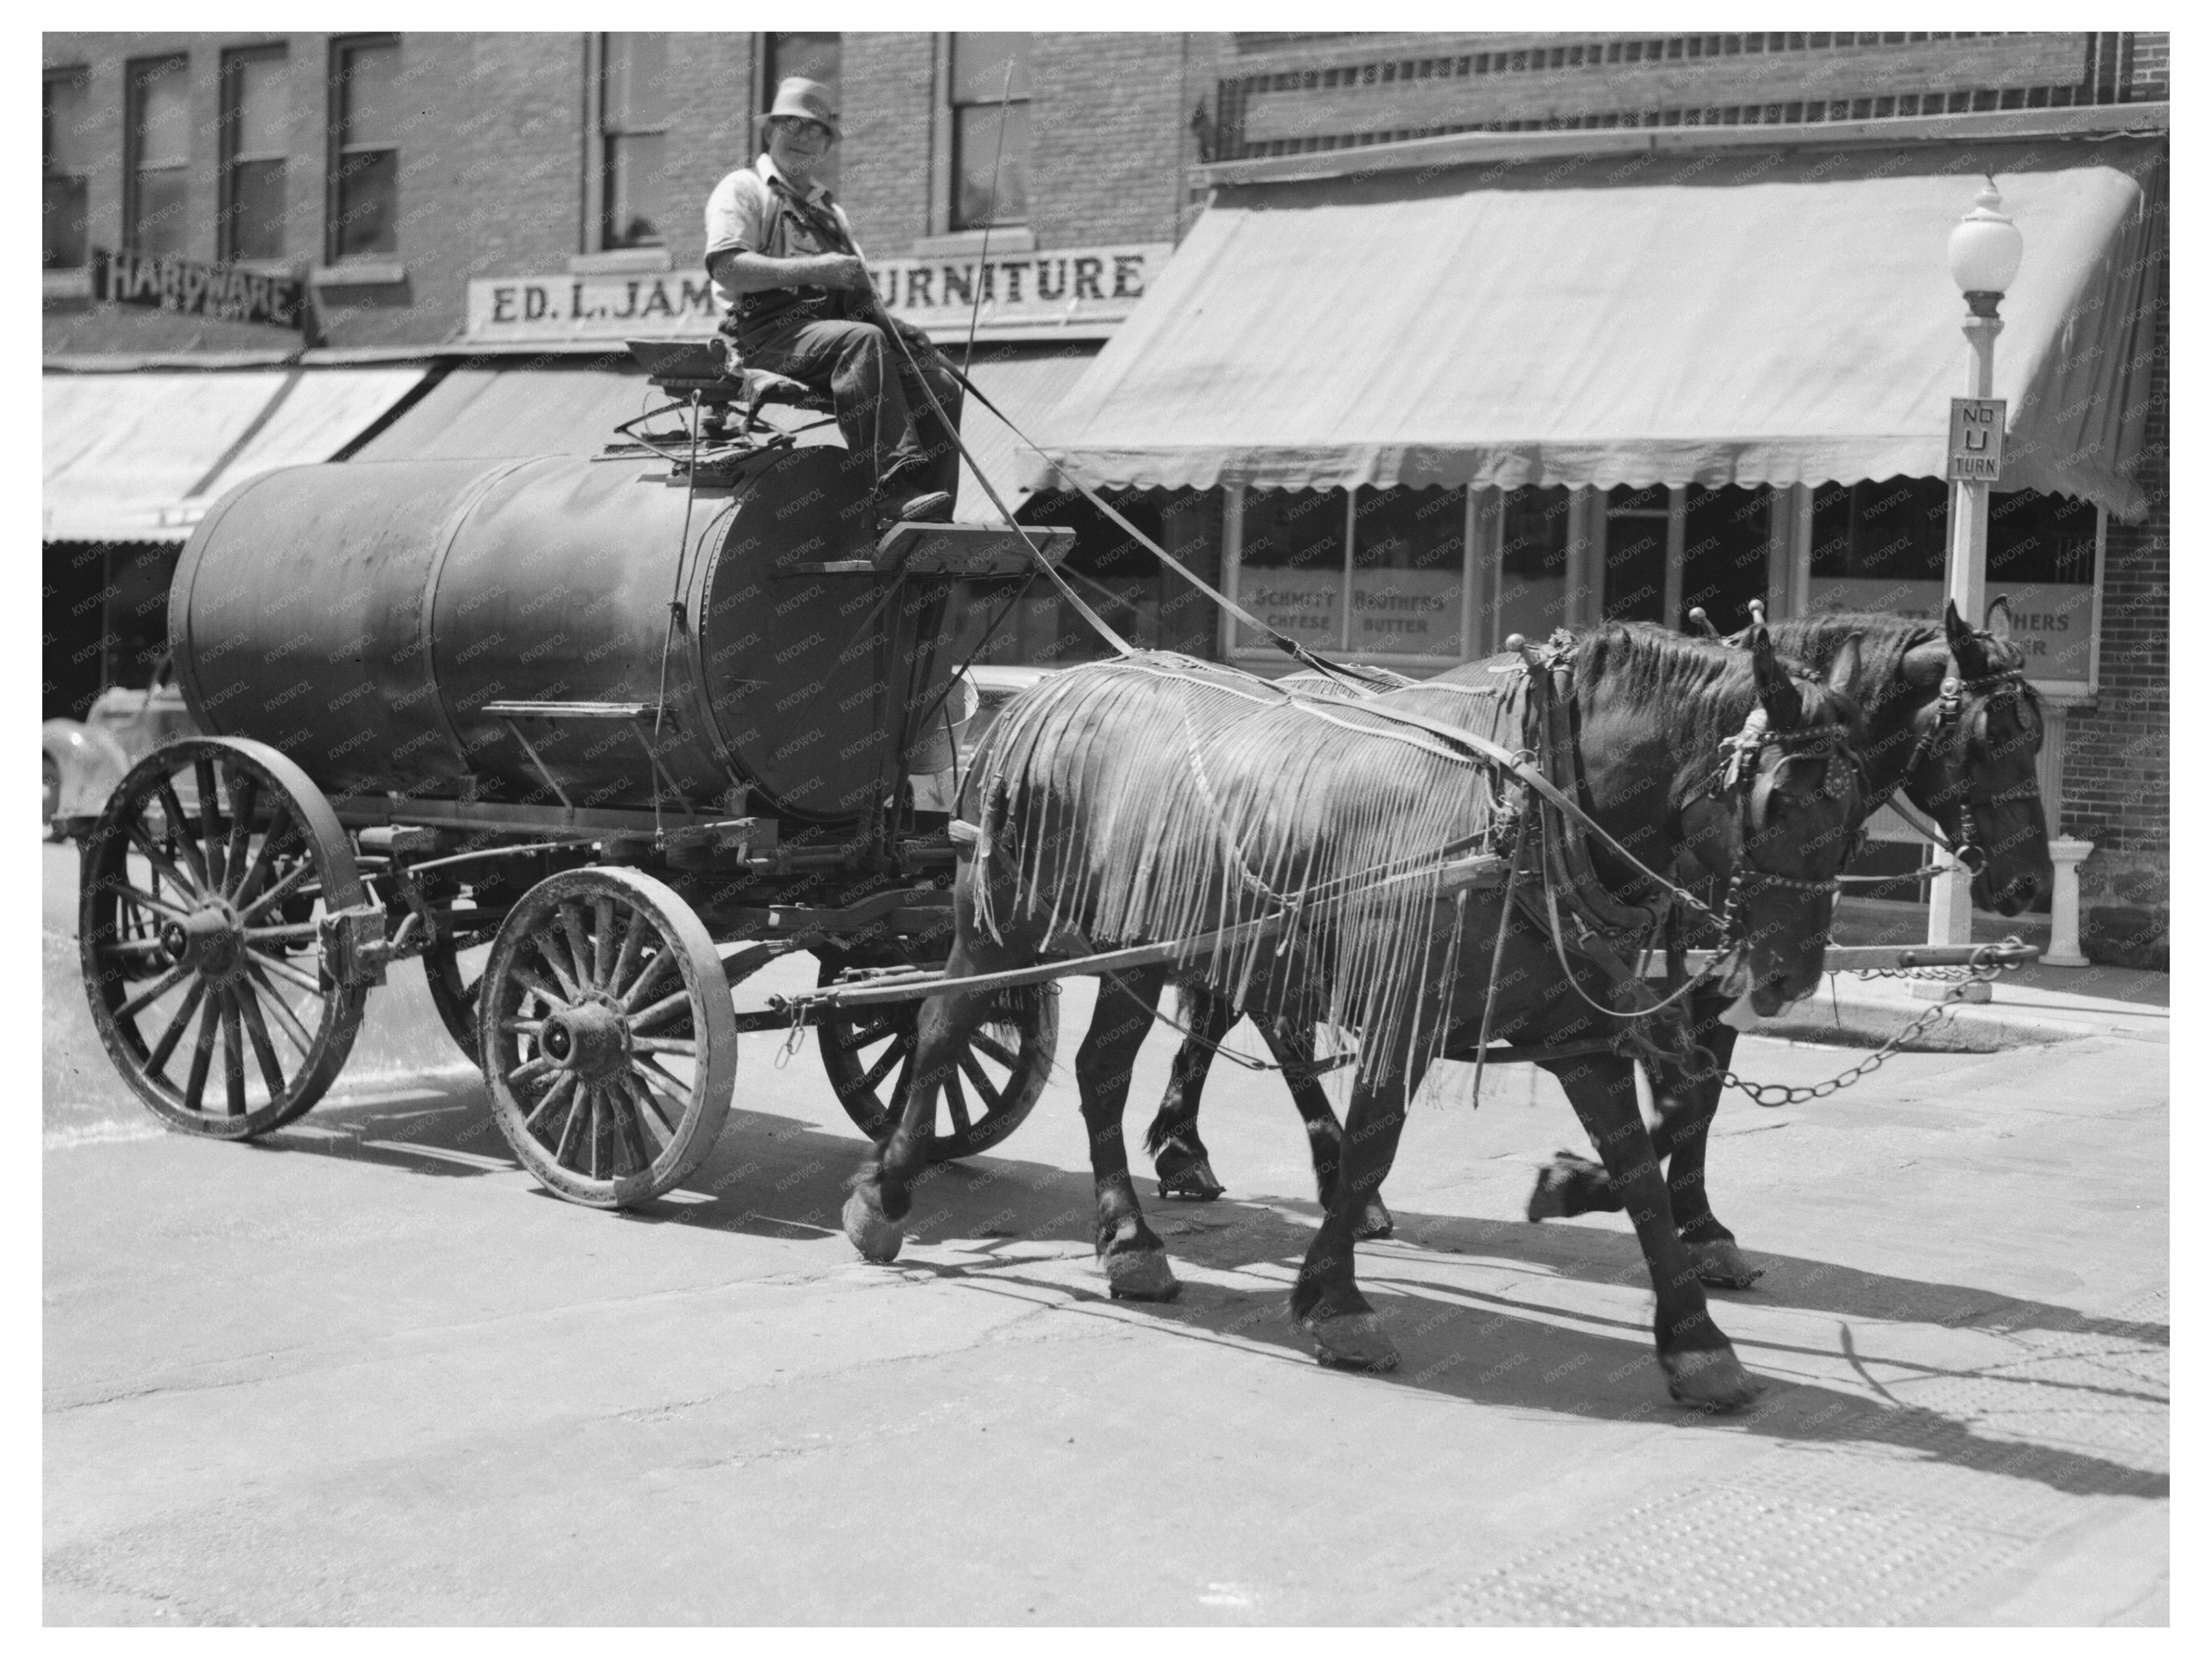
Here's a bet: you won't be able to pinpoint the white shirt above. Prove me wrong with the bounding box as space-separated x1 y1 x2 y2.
703 151 863 312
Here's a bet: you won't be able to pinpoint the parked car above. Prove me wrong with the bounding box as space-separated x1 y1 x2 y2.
41 667 194 839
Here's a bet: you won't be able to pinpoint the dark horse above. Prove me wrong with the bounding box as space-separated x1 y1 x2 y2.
1526 600 2053 1283
841 625 1866 1407
1148 603 2048 1290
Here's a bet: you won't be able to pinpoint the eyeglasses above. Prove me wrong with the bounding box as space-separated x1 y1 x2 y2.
772 118 837 148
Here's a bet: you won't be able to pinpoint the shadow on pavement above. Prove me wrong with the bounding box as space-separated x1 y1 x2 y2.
238 1076 2168 1504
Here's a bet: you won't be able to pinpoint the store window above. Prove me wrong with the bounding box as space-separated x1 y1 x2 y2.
43 68 92 268
127 56 192 260
220 47 289 263
763 33 840 193
1806 477 2099 689
598 34 669 248
329 38 399 261
1595 483 1772 631
949 33 1031 229
1233 487 1471 665
1485 486 1575 649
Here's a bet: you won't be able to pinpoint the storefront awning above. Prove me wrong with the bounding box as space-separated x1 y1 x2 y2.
42 366 429 541
1031 141 2161 517
952 345 1099 523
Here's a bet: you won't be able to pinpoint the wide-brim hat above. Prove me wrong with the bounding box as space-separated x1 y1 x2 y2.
756 77 840 139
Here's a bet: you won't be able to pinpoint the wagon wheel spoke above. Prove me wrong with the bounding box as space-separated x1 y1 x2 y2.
182 996 221 1113
561 904 597 994
224 770 258 902
229 803 296 908
632 1054 692 1103
609 907 649 998
592 896 617 988
957 1050 1005 1113
195 757 226 895
970 1031 1018 1069
110 881 192 926
621 950 680 1014
245 963 318 1056
858 1037 908 1095
115 961 195 1024
829 1017 898 1053
506 1054 556 1089
523 1073 578 1138
552 1082 591 1165
533 929 583 1002
233 977 290 1101
220 990 248 1116
236 858 313 925
508 966 571 1016
245 945 327 1000
146 978 210 1076
127 821 205 905
613 1090 656 1174
628 988 694 1036
156 779 210 892
630 1035 696 1057
623 1072 678 1143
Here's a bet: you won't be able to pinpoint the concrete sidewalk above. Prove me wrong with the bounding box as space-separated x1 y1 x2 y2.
1743 958 2169 1054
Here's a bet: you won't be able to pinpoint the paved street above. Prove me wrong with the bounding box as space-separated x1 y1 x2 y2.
42 842 2168 1625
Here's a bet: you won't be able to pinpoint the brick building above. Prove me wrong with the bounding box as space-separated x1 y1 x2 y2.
41 31 2169 963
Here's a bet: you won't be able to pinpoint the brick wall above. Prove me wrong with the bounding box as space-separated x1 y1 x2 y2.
2061 159 2168 968
1028 34 1190 250
833 33 938 257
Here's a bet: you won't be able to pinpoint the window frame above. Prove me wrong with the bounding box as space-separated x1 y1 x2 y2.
943 32 1035 233
219 44 290 265
43 65 93 269
592 32 671 252
326 34 401 264
1221 484 1482 670
125 53 192 260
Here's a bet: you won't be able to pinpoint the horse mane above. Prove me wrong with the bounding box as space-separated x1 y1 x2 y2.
1571 622 1854 759
1769 610 2041 721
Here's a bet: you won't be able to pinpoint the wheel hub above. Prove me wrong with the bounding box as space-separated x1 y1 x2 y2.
163 904 244 981
540 999 629 1078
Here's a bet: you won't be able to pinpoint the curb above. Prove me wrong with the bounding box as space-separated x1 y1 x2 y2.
1736 988 2162 1054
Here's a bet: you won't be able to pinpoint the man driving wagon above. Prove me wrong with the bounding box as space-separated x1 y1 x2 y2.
704 76 964 535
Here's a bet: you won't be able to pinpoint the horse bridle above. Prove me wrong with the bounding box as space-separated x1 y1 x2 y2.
1887 663 2041 877
1700 702 1867 935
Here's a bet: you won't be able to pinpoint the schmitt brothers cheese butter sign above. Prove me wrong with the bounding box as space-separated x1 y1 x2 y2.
1237 569 1465 660
465 243 1170 342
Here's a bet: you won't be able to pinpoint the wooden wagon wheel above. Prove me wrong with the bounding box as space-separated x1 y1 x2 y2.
79 736 369 1138
816 959 1058 1161
479 867 736 1209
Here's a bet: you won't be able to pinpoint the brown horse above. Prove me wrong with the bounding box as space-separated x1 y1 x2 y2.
1528 600 2054 1285
841 624 1866 1407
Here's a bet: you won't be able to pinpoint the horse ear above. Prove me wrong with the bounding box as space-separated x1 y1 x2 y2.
1985 594 2014 642
1826 631 1863 699
1944 598 1988 675
1749 623 1797 728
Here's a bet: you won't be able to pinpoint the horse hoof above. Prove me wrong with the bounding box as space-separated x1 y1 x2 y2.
1155 1156 1225 1202
842 1186 904 1264
1689 1238 1764 1289
1301 1312 1399 1373
1524 1151 1599 1222
1103 1249 1181 1301
1662 1345 1765 1412
1353 1195 1394 1241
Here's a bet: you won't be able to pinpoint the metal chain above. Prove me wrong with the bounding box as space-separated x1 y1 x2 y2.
1722 952 2011 1109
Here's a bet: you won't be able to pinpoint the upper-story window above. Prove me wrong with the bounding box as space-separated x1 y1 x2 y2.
220 46 289 262
127 55 192 260
949 33 1032 229
329 37 399 260
43 68 92 268
763 33 841 194
598 33 668 248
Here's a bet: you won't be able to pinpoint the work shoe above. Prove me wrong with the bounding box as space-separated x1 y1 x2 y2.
879 489 953 528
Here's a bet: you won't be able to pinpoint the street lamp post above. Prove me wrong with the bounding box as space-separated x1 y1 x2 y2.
1926 179 2024 954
